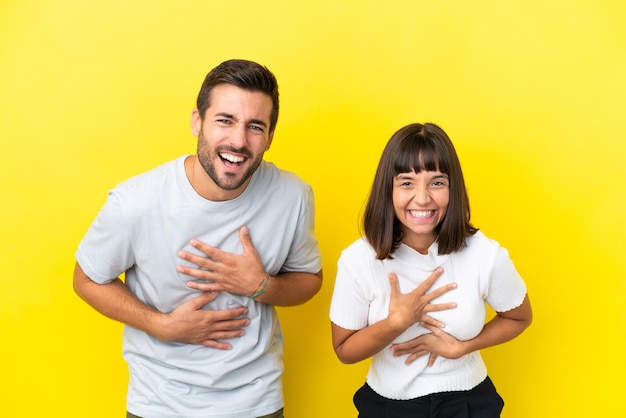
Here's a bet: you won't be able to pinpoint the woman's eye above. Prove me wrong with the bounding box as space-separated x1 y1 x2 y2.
396 181 411 187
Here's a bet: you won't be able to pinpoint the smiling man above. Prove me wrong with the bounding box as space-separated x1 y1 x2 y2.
73 59 323 418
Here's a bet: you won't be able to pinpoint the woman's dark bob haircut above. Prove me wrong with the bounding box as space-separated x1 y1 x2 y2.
363 122 477 259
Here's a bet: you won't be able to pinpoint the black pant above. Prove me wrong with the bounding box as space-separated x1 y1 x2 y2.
353 376 504 418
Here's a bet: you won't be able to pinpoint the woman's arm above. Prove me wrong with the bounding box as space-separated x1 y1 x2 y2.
391 294 532 365
332 268 457 364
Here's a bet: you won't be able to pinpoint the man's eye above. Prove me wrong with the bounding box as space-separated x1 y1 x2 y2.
249 125 264 132
217 119 232 124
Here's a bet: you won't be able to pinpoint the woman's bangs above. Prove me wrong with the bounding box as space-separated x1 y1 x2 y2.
394 135 442 174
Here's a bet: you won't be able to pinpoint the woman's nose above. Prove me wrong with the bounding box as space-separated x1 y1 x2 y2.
412 186 431 205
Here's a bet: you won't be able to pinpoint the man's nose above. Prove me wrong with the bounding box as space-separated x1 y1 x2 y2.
229 124 248 148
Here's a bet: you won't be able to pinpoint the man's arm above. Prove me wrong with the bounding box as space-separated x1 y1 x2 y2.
178 226 323 306
73 263 250 349
249 269 322 306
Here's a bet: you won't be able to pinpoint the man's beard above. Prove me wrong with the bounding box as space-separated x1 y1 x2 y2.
196 133 263 191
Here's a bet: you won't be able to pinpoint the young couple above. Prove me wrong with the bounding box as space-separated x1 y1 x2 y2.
74 59 531 418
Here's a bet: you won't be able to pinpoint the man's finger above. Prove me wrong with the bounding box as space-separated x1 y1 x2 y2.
201 340 233 350
186 291 220 308
239 225 260 257
190 239 224 260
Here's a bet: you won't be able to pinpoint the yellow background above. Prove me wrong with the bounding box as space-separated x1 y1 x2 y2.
2 1 625 416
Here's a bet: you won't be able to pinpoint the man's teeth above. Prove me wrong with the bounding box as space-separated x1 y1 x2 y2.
410 210 434 218
220 152 245 163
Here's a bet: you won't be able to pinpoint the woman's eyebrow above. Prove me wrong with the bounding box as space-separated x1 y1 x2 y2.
432 173 449 179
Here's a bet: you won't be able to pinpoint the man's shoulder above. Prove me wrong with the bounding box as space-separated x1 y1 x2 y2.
103 157 186 215
258 161 312 192
114 157 183 194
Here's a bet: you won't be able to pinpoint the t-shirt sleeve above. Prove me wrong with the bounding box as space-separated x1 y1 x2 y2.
75 190 135 284
280 185 322 274
485 246 528 312
329 255 370 330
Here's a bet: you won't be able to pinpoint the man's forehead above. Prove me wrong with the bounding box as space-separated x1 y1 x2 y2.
207 84 272 120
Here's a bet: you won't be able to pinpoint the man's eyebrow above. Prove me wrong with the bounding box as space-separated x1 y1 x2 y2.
214 112 235 119
214 113 268 127
248 118 268 127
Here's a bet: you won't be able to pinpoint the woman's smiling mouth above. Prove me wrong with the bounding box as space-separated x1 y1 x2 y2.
409 209 435 219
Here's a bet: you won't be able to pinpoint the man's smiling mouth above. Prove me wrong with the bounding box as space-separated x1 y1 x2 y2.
219 152 246 166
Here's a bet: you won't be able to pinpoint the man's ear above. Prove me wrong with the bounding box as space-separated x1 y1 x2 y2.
265 130 275 151
191 108 202 136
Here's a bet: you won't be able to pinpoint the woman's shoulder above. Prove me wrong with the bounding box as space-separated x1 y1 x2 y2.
465 230 502 249
341 237 377 258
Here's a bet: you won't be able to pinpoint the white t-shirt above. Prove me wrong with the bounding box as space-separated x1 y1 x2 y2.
76 156 321 418
329 231 526 400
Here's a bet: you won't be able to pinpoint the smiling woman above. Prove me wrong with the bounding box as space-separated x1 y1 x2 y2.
329 122 532 418
392 170 450 254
